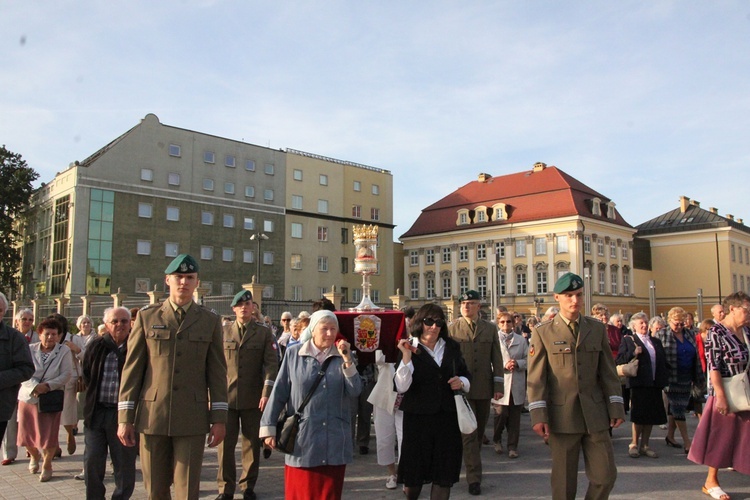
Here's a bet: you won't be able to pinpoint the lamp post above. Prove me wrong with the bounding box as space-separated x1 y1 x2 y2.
249 233 269 283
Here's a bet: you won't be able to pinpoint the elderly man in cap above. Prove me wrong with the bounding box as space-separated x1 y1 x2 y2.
527 272 624 500
216 290 278 500
117 254 228 500
448 290 504 496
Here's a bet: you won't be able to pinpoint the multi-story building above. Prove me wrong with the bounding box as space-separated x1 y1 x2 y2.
634 195 750 317
399 163 640 317
17 113 395 305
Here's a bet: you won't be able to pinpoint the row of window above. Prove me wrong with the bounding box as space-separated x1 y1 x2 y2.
135 241 274 265
731 245 750 266
168 144 276 175
291 170 380 195
732 274 750 294
137 203 274 231
288 286 379 303
289 195 381 220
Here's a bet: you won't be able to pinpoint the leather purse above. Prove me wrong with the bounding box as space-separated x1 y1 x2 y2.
38 390 65 413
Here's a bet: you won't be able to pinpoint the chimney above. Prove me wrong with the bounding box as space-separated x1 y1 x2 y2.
689 199 700 207
709 207 718 214
532 162 547 173
727 214 734 221
478 173 492 183
679 196 690 213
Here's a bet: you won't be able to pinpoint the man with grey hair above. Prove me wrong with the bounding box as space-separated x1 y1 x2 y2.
83 306 137 500
710 304 725 323
0 292 35 460
276 311 293 356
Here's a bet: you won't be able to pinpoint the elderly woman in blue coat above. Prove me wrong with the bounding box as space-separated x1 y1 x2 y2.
260 310 361 499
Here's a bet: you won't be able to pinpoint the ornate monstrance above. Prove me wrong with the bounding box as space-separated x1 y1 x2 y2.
350 224 383 312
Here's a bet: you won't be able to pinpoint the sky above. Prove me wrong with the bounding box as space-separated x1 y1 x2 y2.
3 1 750 239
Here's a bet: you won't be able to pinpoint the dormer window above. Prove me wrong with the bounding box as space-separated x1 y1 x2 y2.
474 205 488 223
456 209 470 226
592 197 602 216
491 203 507 220
607 201 616 220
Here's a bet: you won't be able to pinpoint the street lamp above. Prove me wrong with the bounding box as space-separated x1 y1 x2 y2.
249 233 269 283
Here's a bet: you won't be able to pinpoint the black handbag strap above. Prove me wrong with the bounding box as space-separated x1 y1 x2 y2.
296 357 334 415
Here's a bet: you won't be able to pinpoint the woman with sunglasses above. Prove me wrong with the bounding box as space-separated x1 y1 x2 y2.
395 304 471 500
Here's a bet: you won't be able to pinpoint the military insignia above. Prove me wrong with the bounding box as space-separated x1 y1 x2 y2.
529 345 535 356
180 263 188 272
152 325 167 329
354 314 381 352
554 341 566 345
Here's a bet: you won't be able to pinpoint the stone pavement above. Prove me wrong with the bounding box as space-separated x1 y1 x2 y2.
1 413 748 499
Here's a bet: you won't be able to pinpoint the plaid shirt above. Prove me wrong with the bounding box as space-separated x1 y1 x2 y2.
97 349 122 405
656 327 704 387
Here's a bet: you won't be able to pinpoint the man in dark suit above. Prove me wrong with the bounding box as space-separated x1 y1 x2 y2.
216 290 278 500
117 254 228 500
527 273 625 500
448 290 504 496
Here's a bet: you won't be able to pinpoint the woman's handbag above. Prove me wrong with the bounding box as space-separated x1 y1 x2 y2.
454 391 478 434
38 390 65 413
723 330 750 414
617 357 639 378
275 357 333 454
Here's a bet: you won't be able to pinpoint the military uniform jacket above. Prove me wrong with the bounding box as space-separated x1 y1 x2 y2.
223 321 278 410
527 315 624 434
118 301 228 436
449 317 504 399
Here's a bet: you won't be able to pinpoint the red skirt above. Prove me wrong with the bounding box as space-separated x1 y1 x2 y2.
284 464 346 500
16 401 62 449
688 396 750 474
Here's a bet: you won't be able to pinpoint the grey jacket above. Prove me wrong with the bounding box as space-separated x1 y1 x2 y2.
0 322 36 419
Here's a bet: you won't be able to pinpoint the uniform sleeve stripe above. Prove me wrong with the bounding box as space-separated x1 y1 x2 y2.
528 401 547 411
211 402 229 411
493 376 504 383
609 395 624 404
118 401 135 411
264 380 274 386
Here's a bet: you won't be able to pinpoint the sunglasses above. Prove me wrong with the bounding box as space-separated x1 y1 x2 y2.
422 318 446 328
498 320 512 324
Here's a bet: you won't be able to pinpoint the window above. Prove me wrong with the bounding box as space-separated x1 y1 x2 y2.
222 248 234 262
372 184 380 195
168 173 180 186
459 245 468 262
292 195 303 209
623 272 630 295
610 241 617 258
442 277 452 299
370 208 380 221
318 200 329 214
203 178 214 191
341 257 349 273
262 286 274 299
204 151 215 164
318 226 328 241
263 220 274 232
556 235 568 254
264 189 274 201
341 228 349 244
168 144 181 157
595 238 603 256
291 223 303 238
138 203 152 218
598 269 606 293
245 159 256 171
477 210 486 222
201 211 214 225
263 251 273 265
410 278 419 300
264 164 274 175
243 250 254 263
477 275 487 298
741 275 746 292
459 213 468 225
223 214 235 228
516 272 527 295
442 247 451 263
746 248 749 265
498 274 506 296
584 235 591 254
318 256 328 272
243 217 255 230
611 269 618 294
372 290 380 303
515 240 526 257
292 286 303 301
740 247 744 264
141 168 154 181
225 155 235 168
137 240 151 255
536 271 548 294
622 243 628 260
165 242 179 257
409 250 418 266
426 278 435 299
353 289 362 303
535 237 546 255
459 276 469 295
352 205 362 218
224 182 235 195
426 249 435 264
495 241 505 258
293 169 302 181
291 254 302 269
244 186 255 198
319 174 328 186
166 206 180 221
200 246 213 260
476 243 486 260
221 283 234 296
353 181 361 192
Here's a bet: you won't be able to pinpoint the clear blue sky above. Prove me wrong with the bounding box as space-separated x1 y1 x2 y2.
3 1 749 238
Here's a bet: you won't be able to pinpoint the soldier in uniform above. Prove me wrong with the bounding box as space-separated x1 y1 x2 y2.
527 272 625 500
117 254 228 500
448 290 504 496
216 290 278 500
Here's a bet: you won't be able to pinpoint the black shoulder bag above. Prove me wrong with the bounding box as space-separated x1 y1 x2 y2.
276 357 333 454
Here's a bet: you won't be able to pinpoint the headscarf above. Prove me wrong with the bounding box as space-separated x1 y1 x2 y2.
299 310 338 344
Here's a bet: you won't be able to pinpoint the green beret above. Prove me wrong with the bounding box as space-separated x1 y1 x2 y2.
231 290 253 307
459 290 480 301
553 272 584 293
164 254 199 274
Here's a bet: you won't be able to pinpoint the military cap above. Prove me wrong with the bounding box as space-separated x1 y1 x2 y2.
459 290 480 301
230 289 253 307
164 254 199 274
553 272 584 293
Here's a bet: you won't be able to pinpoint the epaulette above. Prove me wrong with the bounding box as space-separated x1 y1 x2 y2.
140 304 159 311
198 304 219 317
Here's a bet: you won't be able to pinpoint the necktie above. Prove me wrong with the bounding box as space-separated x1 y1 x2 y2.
240 324 247 339
569 320 579 339
176 307 185 324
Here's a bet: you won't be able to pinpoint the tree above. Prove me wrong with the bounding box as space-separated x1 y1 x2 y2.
0 145 39 296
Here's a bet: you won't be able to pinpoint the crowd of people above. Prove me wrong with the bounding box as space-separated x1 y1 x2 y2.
0 261 748 499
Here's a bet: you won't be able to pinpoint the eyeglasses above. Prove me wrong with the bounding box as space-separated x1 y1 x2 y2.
513 315 520 319
671 321 684 327
109 319 129 325
422 318 446 328
498 320 512 324
281 319 291 322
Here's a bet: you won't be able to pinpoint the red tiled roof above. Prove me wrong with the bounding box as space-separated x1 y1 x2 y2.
400 166 632 239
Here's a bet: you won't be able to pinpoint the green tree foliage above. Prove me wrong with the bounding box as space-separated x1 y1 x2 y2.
0 145 39 295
